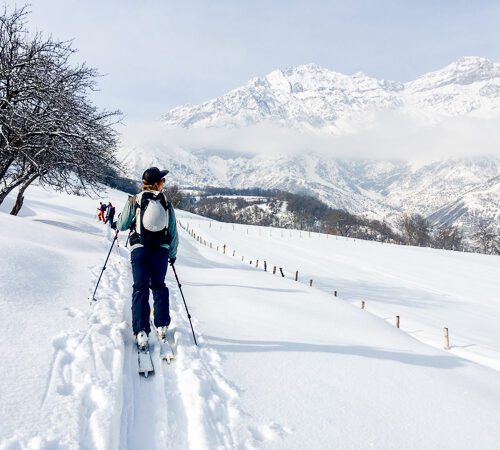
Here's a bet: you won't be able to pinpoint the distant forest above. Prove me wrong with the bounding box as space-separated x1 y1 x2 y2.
164 186 499 254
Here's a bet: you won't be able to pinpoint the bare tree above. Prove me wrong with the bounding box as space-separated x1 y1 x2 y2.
472 222 500 255
433 224 464 251
397 213 432 246
165 185 183 208
0 6 121 214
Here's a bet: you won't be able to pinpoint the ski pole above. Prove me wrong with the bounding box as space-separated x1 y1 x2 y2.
90 232 118 302
170 262 198 346
125 231 131 247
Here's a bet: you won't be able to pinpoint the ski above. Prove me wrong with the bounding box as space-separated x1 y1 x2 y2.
137 343 154 377
159 334 175 364
150 320 176 364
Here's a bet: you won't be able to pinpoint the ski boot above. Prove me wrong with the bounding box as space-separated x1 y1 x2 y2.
157 325 168 342
136 330 148 351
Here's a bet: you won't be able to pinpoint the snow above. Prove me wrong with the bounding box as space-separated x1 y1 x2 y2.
163 58 500 131
1 185 500 449
186 219 500 372
140 57 500 233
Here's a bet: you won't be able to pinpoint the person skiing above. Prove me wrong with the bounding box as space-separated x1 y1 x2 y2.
104 202 115 226
114 167 178 350
97 202 107 222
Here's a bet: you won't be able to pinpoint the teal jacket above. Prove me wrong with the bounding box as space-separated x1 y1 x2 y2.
116 191 179 259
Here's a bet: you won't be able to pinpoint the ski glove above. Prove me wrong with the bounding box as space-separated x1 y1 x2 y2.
169 257 176 265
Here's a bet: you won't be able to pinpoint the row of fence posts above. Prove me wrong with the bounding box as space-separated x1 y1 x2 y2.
181 220 452 351
358 299 451 350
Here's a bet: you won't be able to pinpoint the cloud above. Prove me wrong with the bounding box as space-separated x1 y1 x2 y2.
120 114 500 162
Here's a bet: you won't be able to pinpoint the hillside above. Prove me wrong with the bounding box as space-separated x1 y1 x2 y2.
1 185 500 449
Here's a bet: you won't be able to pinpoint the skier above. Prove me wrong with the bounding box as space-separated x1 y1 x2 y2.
97 202 107 222
115 167 178 351
104 202 115 226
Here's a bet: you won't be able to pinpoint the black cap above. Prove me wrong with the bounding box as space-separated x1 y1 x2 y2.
142 167 169 184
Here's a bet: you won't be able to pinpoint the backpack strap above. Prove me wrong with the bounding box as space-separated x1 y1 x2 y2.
158 192 168 211
129 194 139 231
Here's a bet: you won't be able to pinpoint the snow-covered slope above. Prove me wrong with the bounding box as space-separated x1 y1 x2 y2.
1 187 500 449
428 174 500 233
405 57 500 119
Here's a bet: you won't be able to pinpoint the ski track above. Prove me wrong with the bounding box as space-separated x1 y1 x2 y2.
1 230 272 450
117 230 267 450
90 234 262 450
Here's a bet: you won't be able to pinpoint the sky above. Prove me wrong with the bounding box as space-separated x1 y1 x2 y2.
26 0 500 124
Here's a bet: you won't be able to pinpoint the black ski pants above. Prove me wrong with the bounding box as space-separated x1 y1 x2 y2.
130 246 171 335
105 211 115 225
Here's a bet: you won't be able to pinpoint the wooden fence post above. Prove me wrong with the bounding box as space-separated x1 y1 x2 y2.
444 328 450 350
232 250 235 257
396 316 400 328
223 244 226 254
309 279 313 287
273 266 277 275
264 261 267 272
361 300 365 309
295 270 298 281
279 268 285 277
334 290 337 297
256 260 259 268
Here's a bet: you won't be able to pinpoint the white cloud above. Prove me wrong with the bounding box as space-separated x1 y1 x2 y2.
121 114 500 162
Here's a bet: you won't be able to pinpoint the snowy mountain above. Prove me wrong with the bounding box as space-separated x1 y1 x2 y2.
164 56 500 129
121 57 500 233
428 175 500 233
121 147 499 230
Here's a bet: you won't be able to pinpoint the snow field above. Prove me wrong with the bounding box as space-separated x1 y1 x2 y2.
0 185 267 449
173 222 500 448
0 193 128 449
178 216 500 372
2 185 500 449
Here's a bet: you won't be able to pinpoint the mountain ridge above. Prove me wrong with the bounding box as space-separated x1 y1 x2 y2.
163 56 500 130
121 57 500 237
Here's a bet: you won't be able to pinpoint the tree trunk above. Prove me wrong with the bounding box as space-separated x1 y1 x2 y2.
0 156 15 182
9 174 39 216
0 185 15 205
0 171 36 206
